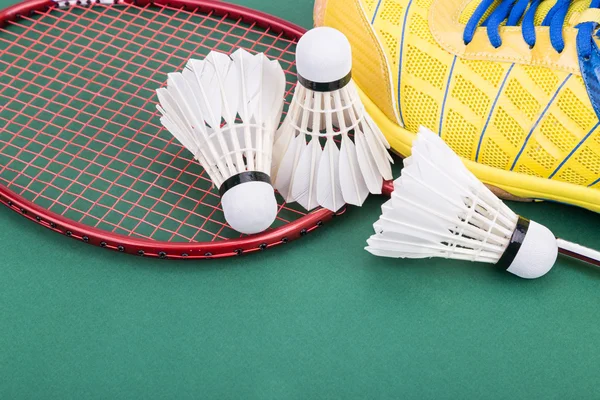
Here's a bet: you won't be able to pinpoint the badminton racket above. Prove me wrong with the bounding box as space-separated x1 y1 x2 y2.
0 0 394 259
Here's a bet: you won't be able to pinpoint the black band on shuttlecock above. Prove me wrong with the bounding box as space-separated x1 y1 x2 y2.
496 216 531 270
298 71 352 92
218 171 272 197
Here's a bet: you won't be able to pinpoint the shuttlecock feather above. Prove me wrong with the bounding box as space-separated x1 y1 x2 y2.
366 127 559 279
156 49 286 235
272 27 393 212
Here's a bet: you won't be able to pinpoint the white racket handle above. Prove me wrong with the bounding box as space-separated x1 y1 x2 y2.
557 239 600 267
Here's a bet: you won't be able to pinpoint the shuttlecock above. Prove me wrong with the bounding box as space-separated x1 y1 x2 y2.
272 27 393 212
366 127 559 279
156 49 286 235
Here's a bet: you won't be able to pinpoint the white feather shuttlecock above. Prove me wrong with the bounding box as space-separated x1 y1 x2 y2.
366 127 559 279
272 27 393 213
156 49 286 235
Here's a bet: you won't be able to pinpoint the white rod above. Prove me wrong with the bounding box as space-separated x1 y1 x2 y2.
557 239 600 267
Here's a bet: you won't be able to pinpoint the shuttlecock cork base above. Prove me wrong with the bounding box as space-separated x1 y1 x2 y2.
495 217 558 279
220 173 277 236
156 49 285 236
366 127 559 280
273 27 393 213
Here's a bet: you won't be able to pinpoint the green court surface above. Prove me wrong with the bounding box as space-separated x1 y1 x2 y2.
2 0 600 398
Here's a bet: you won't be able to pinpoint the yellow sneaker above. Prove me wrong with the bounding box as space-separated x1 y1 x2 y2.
314 0 600 212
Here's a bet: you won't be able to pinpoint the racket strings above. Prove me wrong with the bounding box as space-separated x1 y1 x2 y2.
0 3 306 243
0 5 298 87
3 5 223 240
14 7 202 211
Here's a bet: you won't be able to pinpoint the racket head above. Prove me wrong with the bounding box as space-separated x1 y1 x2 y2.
0 0 341 259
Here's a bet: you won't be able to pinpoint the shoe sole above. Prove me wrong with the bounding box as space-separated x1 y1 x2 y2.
357 85 600 213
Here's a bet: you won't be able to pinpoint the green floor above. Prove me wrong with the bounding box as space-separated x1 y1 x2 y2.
2 0 600 398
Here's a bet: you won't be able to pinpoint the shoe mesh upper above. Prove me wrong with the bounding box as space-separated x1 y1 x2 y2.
354 0 600 188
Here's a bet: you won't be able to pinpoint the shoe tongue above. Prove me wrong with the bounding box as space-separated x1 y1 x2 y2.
459 0 591 28
534 0 591 26
458 0 501 25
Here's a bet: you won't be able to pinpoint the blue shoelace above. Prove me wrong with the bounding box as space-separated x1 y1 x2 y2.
463 0 600 60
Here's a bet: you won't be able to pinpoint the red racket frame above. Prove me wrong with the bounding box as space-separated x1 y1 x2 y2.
0 0 394 259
